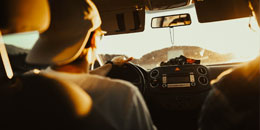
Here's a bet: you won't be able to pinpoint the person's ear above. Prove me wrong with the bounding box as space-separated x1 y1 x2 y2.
85 47 96 65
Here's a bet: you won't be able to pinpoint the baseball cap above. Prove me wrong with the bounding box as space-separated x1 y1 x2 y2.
26 0 102 65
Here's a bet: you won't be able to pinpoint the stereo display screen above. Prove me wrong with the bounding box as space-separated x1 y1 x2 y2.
167 76 190 83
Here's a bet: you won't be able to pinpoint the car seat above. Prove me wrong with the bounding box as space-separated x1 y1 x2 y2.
0 70 92 130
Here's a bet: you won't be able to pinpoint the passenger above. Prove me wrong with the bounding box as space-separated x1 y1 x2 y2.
199 57 259 130
26 0 156 130
199 0 259 130
0 0 93 129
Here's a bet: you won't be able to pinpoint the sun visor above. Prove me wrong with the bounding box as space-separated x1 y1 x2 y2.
93 0 145 35
146 0 191 10
194 0 252 23
0 0 50 35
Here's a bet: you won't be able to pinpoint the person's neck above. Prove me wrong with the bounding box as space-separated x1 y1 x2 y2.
51 61 89 74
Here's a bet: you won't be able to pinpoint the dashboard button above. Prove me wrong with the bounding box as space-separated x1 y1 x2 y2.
150 69 159 78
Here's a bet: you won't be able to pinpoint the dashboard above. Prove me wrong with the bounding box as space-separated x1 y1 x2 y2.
144 64 211 130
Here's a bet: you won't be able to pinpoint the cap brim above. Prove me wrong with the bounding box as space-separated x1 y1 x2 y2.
26 25 92 65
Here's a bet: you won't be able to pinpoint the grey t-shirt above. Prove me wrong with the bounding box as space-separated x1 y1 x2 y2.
42 67 156 130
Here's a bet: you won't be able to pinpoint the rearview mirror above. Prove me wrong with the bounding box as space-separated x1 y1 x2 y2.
151 13 191 28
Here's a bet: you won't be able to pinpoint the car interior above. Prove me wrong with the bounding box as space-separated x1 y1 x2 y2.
0 0 259 130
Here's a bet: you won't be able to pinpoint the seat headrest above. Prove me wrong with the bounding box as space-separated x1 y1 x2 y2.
0 0 50 34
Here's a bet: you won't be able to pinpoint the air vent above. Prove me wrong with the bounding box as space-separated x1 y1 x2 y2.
197 66 207 75
198 76 209 85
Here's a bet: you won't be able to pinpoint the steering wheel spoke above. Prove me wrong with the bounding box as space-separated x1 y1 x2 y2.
106 62 146 94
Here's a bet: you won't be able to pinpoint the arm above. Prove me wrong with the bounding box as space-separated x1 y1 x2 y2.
90 63 112 76
90 56 133 76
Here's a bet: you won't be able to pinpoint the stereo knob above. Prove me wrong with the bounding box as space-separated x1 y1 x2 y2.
197 66 207 75
198 76 209 85
150 69 159 78
150 79 159 88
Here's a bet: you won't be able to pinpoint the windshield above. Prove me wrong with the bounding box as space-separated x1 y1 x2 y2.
97 5 260 69
2 5 260 70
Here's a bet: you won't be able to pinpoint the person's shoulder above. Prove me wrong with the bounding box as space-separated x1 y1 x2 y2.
211 56 260 89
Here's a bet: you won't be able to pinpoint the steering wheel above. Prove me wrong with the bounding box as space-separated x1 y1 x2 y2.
106 62 146 94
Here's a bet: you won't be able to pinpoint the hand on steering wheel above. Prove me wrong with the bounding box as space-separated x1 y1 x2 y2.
111 56 133 66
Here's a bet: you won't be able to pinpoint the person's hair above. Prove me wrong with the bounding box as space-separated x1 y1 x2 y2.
250 0 260 26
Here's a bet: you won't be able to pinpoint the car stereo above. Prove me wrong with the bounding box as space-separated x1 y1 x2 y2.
148 64 210 89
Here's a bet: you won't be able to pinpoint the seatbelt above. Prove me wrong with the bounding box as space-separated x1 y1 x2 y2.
0 31 14 79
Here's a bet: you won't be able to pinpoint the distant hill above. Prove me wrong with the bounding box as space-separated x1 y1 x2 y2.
5 44 29 55
138 46 233 63
100 46 234 69
99 54 132 63
0 45 45 76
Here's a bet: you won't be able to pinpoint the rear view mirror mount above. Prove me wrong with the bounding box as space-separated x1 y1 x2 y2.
151 13 191 28
146 0 191 10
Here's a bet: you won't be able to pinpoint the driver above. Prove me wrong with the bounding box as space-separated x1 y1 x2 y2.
26 0 156 130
